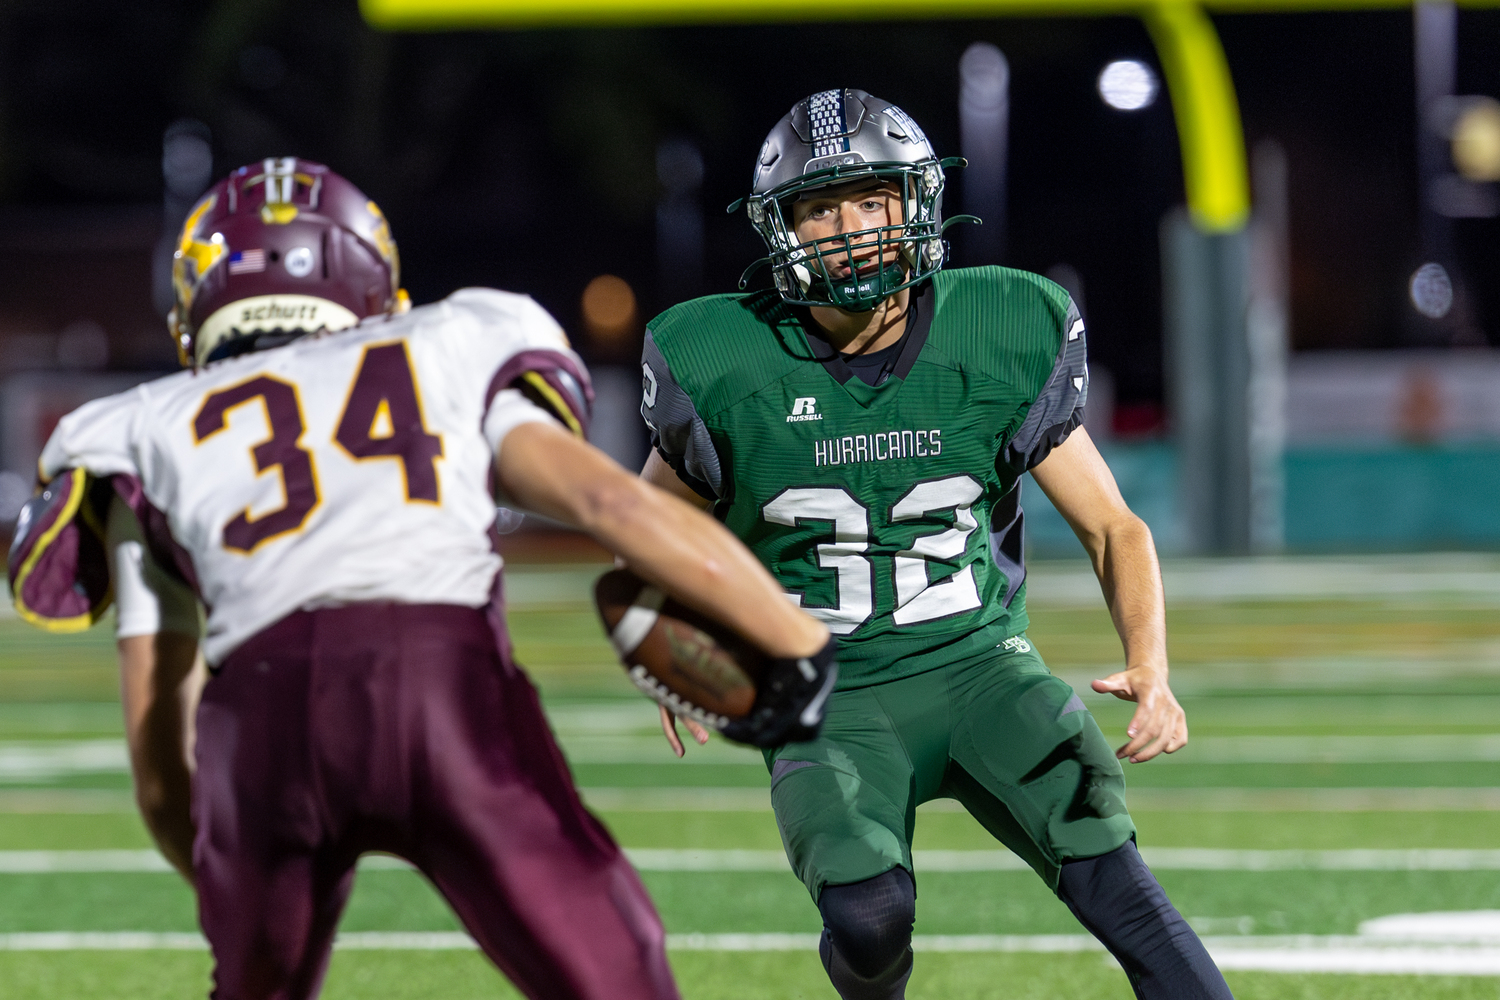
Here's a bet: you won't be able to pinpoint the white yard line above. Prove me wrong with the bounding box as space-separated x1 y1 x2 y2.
14 733 1500 773
1207 948 1500 974
0 932 209 951
1137 849 1500 871
0 741 128 779
0 851 415 873
500 556 1500 610
14 848 1500 874
561 734 1500 765
1123 787 1500 811
6 929 1500 973
0 851 173 873
575 786 1500 813
625 848 1500 873
1166 735 1500 765
1025 554 1500 608
5 784 1499 815
0 932 478 951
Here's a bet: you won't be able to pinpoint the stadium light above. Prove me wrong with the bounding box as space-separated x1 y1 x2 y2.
959 42 1010 263
1409 262 1454 319
1452 97 1500 182
1098 60 1159 110
581 274 639 343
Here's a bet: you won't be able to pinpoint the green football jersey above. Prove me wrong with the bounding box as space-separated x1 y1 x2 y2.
641 266 1087 689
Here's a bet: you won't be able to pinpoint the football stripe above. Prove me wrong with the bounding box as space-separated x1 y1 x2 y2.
798 660 837 727
610 586 665 656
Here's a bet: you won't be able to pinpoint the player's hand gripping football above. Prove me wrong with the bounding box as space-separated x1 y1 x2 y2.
660 638 839 755
1091 664 1188 763
593 567 838 752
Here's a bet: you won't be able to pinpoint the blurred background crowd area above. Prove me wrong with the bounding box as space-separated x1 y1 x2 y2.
0 0 1497 556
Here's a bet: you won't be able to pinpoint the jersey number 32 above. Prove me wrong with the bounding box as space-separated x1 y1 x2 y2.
763 475 984 635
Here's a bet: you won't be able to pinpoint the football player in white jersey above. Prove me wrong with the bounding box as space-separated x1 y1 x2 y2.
7 158 834 1000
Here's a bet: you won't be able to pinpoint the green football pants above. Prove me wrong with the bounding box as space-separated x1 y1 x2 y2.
765 637 1135 899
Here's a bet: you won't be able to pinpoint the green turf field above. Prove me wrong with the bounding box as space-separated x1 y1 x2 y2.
3 553 1500 998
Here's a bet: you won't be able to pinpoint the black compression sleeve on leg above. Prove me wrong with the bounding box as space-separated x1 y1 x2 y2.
816 867 916 1000
1057 841 1234 1000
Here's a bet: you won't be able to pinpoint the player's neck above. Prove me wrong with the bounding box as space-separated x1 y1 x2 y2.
808 287 911 357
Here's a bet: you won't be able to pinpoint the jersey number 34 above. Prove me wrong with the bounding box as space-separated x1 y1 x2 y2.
763 475 984 635
192 341 443 554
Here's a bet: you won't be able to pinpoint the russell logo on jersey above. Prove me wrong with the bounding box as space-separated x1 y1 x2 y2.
785 397 823 423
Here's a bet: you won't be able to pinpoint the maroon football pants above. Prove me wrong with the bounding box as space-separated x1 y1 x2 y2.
193 602 679 1000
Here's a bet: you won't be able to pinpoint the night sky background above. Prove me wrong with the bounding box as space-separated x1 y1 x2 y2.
0 0 1496 425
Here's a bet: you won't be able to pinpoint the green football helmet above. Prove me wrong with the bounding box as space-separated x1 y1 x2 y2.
736 89 971 312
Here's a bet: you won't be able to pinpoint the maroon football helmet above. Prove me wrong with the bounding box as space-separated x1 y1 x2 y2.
170 158 403 367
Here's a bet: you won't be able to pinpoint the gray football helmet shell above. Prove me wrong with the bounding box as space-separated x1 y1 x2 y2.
739 89 968 312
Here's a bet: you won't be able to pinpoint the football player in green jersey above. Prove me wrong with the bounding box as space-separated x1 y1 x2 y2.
639 89 1231 999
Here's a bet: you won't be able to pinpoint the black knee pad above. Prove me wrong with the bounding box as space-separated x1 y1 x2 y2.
817 867 916 980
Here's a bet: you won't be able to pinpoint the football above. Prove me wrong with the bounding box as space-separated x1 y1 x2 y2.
593 568 763 729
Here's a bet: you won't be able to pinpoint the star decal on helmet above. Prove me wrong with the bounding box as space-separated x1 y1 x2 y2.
173 193 226 314
365 200 397 269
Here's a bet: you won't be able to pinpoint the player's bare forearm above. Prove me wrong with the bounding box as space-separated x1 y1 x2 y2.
1029 429 1166 664
1090 514 1168 672
1030 428 1186 761
118 632 203 884
498 421 828 660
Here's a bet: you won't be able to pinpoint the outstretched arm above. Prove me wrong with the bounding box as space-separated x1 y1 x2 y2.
1029 427 1186 762
496 420 827 662
107 496 204 883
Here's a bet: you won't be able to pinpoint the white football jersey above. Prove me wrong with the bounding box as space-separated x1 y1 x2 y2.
39 288 589 664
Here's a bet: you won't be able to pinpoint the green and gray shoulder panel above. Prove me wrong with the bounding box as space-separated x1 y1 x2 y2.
641 291 806 498
927 267 1088 472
